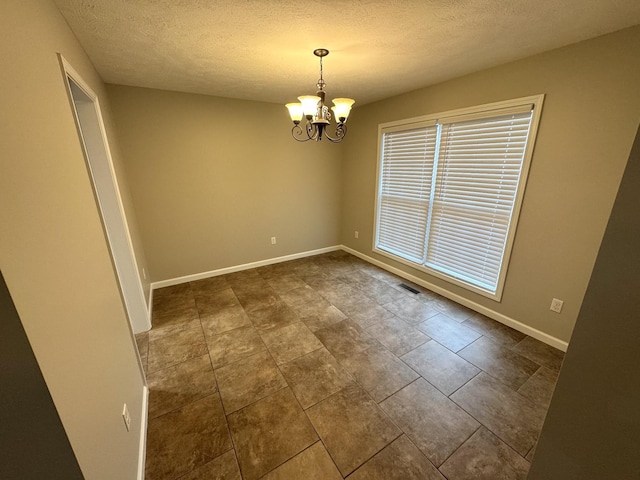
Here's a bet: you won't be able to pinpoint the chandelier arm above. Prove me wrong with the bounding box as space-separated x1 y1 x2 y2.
322 123 348 143
291 123 313 142
306 121 318 140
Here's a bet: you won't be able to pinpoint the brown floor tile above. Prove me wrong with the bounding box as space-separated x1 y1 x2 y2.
152 306 201 336
200 304 252 337
145 394 232 480
366 315 430 356
517 366 559 407
450 372 547 456
380 378 480 467
314 319 380 362
189 276 230 297
147 354 217 419
348 435 445 480
318 284 363 310
401 340 480 396
228 388 318 480
432 298 476 322
246 301 300 332
384 297 440 325
228 278 270 298
261 442 342 480
152 293 196 318
321 257 360 275
412 287 442 302
215 350 287 414
358 264 403 284
355 277 408 305
288 259 325 278
207 326 266 368
195 289 240 316
224 269 262 287
339 298 395 329
259 321 323 364
300 304 347 332
333 268 376 288
328 284 373 305
458 336 540 390
341 344 419 402
279 348 354 409
266 274 308 294
439 427 530 480
179 450 241 480
307 383 401 476
512 336 565 372
153 282 193 299
462 313 526 347
417 314 482 352
295 270 332 289
233 284 280 312
526 441 537 462
256 263 293 281
279 285 335 317
147 324 208 374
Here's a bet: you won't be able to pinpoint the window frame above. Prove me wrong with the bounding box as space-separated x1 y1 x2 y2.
373 95 545 301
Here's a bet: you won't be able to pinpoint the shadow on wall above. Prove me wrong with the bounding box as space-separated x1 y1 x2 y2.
0 271 84 479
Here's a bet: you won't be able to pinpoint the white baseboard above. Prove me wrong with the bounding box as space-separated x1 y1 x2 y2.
150 245 341 290
341 245 569 352
137 385 149 480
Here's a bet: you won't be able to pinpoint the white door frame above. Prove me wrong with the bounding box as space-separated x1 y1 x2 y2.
59 55 151 334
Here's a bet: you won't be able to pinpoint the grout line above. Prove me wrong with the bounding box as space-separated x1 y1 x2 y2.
438 424 483 470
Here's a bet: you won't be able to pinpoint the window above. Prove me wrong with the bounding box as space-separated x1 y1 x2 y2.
374 96 544 300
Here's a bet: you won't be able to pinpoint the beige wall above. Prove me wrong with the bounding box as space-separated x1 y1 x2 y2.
107 85 343 282
0 0 147 478
341 26 640 344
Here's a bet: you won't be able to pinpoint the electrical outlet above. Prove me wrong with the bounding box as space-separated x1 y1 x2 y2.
271 236 276 245
550 298 564 314
122 403 131 432
354 231 359 239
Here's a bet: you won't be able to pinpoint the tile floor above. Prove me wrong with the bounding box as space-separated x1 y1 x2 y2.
136 251 564 480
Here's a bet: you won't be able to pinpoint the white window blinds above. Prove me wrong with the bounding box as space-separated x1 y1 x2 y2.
426 109 533 292
377 123 437 263
375 98 541 299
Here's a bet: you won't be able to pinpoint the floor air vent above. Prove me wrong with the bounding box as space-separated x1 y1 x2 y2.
399 283 420 294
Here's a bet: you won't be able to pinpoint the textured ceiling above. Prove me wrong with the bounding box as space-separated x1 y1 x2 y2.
53 0 640 106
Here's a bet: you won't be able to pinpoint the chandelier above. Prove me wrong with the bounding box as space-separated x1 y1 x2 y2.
285 49 355 143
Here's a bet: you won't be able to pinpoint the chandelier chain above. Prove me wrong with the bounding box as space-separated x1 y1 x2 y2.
317 55 325 90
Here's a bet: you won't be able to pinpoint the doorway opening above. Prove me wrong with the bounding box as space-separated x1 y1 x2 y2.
59 55 150 335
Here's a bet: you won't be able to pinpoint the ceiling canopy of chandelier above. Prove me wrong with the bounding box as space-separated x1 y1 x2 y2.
285 49 355 143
